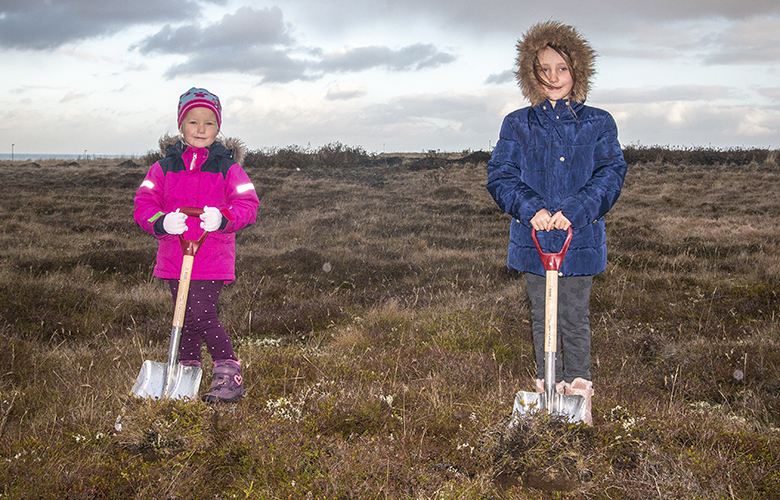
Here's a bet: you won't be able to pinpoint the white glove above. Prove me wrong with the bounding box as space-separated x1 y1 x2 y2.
199 206 222 232
162 209 187 235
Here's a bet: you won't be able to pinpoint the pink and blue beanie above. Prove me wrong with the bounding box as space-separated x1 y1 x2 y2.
177 87 222 129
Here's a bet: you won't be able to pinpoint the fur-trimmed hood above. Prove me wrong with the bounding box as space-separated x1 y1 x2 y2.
158 133 246 165
515 21 596 106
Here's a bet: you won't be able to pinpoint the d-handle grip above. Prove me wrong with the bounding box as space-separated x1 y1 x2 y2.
177 206 208 256
531 227 573 272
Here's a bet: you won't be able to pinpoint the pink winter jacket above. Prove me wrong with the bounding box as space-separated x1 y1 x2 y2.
134 137 259 283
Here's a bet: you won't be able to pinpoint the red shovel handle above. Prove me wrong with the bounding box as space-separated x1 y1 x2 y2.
178 206 204 218
532 227 573 271
177 206 208 256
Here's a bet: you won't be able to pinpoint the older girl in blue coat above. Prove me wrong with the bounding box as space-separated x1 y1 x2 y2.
486 21 627 425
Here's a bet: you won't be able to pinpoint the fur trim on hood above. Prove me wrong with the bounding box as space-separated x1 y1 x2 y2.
515 21 596 106
158 133 246 164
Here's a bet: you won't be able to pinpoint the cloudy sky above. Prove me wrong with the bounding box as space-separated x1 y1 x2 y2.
2 0 780 156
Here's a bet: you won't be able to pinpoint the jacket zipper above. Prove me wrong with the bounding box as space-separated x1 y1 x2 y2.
190 153 197 170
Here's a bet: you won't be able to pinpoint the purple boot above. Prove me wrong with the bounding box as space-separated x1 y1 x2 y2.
202 359 246 403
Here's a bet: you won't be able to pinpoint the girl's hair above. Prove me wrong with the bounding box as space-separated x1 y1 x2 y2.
532 44 575 95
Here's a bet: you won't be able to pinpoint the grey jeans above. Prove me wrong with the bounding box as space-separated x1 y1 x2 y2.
525 273 593 383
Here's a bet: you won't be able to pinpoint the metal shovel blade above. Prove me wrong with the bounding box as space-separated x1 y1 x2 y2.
131 359 202 400
509 389 587 427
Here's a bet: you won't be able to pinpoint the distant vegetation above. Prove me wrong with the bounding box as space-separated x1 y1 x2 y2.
621 144 778 167
140 142 780 171
0 146 778 498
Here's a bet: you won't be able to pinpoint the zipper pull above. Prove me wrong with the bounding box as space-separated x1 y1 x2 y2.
190 153 197 170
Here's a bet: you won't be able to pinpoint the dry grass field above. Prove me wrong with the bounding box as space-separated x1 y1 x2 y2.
0 145 778 498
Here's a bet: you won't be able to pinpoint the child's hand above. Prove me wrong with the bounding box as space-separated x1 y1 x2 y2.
200 206 223 232
530 209 570 231
530 209 552 231
549 211 571 231
163 209 187 235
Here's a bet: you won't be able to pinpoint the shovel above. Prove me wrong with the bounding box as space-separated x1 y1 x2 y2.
131 207 207 400
510 226 587 424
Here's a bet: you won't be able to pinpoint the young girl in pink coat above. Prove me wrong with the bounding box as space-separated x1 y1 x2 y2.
134 88 260 403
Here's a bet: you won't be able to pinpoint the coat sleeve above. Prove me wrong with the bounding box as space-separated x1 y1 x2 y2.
133 162 168 237
485 114 546 225
215 164 259 233
558 112 627 229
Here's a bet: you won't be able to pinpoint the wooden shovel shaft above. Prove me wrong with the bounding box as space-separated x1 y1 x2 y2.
166 254 194 371
172 255 194 330
544 269 558 354
544 269 558 402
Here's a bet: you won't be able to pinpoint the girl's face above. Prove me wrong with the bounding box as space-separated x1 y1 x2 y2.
181 107 219 148
537 46 573 105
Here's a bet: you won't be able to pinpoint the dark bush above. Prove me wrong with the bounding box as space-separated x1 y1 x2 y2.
315 142 371 169
141 149 163 166
244 145 311 170
453 150 492 165
622 144 772 166
409 150 448 171
244 143 371 170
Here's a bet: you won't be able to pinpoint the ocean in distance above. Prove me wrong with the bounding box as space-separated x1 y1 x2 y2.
0 153 128 161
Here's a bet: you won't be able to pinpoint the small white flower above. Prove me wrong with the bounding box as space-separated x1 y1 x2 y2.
379 394 394 407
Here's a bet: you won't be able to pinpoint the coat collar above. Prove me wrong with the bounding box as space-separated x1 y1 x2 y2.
534 99 583 119
158 134 245 164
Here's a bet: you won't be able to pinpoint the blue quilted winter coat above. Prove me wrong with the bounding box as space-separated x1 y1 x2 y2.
486 99 627 276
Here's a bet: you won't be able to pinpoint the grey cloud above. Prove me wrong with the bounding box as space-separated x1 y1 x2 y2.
137 6 314 82
706 46 780 65
318 44 456 73
60 91 88 103
592 85 732 104
485 70 515 85
138 7 456 83
609 102 780 148
760 88 780 100
136 6 293 54
326 84 367 101
239 89 514 152
378 91 509 135
278 0 780 75
279 0 780 37
703 17 780 64
163 47 316 84
588 16 780 65
0 0 210 50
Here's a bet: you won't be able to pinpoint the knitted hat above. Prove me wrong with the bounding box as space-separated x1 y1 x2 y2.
177 87 222 129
